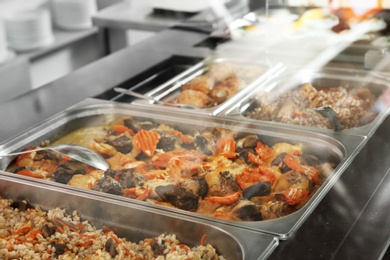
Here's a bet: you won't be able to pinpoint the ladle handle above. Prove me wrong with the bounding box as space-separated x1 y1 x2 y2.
114 88 163 104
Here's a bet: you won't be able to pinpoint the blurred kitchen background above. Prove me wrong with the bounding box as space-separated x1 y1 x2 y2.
0 0 389 103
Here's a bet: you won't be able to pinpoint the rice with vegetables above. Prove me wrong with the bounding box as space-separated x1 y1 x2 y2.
0 197 224 259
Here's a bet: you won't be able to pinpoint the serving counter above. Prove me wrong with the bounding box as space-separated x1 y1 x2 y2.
0 4 390 259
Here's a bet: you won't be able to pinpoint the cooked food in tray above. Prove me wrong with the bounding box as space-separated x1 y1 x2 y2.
168 61 266 109
7 116 335 222
0 197 224 259
245 82 382 131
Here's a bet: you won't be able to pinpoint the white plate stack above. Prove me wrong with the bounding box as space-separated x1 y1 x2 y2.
0 19 8 63
3 8 54 52
50 0 97 30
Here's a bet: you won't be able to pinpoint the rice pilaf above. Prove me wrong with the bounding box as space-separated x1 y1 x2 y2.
0 197 225 259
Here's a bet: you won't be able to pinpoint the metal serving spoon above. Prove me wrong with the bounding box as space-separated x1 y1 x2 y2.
114 87 198 109
0 144 109 171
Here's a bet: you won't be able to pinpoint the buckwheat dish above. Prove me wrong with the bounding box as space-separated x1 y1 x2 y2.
7 116 335 221
0 197 224 259
245 82 379 130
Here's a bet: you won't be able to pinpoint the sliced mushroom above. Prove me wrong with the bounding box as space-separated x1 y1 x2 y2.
242 181 271 200
155 184 199 211
180 176 209 199
232 200 262 221
106 134 133 154
105 238 118 257
92 175 123 195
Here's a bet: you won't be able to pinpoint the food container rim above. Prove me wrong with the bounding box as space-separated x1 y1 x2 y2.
0 98 367 239
222 66 390 138
0 172 280 259
131 56 285 116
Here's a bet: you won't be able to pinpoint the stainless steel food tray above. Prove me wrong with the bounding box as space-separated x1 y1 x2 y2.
131 57 284 116
0 98 367 239
224 67 390 137
0 174 278 260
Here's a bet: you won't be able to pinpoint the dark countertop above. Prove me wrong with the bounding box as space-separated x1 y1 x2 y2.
0 16 390 260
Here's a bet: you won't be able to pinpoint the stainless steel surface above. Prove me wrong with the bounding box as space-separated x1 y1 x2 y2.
132 57 284 116
0 144 109 171
225 66 390 137
0 174 278 260
114 87 198 109
0 98 367 239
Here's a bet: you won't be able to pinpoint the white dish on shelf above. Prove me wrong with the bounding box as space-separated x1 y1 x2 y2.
50 0 97 30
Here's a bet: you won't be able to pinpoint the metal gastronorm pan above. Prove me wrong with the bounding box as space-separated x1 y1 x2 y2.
0 174 278 260
0 98 366 239
131 57 283 116
224 67 390 138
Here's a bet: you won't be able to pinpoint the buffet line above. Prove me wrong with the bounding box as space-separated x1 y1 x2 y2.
0 49 389 258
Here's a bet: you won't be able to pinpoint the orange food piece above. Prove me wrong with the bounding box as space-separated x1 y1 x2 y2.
171 130 194 144
114 125 135 136
255 141 276 164
123 188 151 201
15 147 36 163
152 150 208 169
236 166 275 190
33 159 58 172
247 152 265 166
17 169 44 179
134 129 161 157
204 191 241 205
216 137 236 159
283 154 320 184
283 187 308 205
167 158 203 181
200 234 207 246
14 226 32 235
142 169 167 180
135 188 151 201
212 212 235 221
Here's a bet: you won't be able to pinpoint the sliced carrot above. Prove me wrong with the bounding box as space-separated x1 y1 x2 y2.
134 129 161 157
15 147 36 163
212 212 235 221
110 233 122 244
135 188 151 201
200 234 207 246
56 226 64 233
204 191 241 205
79 240 93 248
113 125 135 136
15 226 32 235
103 225 114 233
17 170 44 179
